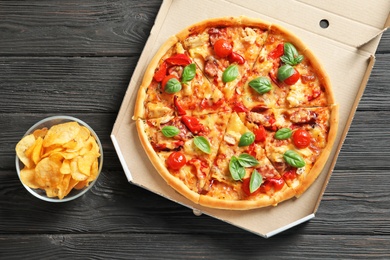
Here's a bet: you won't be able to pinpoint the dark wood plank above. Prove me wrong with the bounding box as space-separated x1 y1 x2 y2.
1 233 390 259
0 1 388 57
0 0 162 56
1 164 390 236
377 31 390 53
0 57 136 113
357 53 390 111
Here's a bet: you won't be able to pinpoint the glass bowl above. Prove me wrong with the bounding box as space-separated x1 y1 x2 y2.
15 115 103 202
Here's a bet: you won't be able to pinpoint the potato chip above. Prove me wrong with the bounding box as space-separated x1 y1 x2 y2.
33 127 48 139
60 159 71 174
20 168 40 189
16 134 36 168
88 158 99 182
77 152 96 176
41 145 63 158
42 122 81 147
66 178 79 194
35 157 63 188
32 137 44 165
16 121 101 200
70 159 88 181
57 174 72 199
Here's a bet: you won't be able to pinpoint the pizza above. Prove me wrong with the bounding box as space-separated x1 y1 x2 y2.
133 16 338 210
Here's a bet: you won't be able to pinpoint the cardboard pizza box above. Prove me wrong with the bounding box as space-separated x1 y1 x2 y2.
111 0 390 237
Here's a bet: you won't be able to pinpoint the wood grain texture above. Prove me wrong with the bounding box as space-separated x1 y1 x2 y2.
1 234 390 259
0 0 162 56
1 0 390 258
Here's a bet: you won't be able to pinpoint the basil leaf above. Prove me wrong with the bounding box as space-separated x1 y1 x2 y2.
238 132 255 147
284 43 299 61
164 78 182 94
248 77 272 94
280 43 304 66
181 63 196 84
161 126 180 138
294 55 304 64
194 136 211 154
283 150 305 168
237 153 259 167
222 65 239 83
250 169 263 193
275 128 292 140
229 156 246 181
277 64 295 81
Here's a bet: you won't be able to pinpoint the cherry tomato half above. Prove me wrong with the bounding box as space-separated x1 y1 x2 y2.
213 39 233 58
166 151 186 170
242 177 261 197
283 68 300 85
161 75 178 91
292 129 311 149
259 178 285 193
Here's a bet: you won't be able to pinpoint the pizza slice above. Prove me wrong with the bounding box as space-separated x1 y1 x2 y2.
250 24 334 109
199 112 295 210
133 38 229 120
179 17 269 100
257 105 339 196
136 112 231 204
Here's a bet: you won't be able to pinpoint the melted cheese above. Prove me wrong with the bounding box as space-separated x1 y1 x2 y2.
242 27 258 44
184 32 210 60
287 82 306 107
146 103 173 118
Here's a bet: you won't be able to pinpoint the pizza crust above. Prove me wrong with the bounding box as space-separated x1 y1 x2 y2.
198 193 276 210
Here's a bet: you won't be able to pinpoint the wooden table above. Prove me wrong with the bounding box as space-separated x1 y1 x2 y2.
1 1 389 258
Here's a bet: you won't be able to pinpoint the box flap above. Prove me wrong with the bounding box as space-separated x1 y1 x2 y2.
298 0 390 29
225 0 390 51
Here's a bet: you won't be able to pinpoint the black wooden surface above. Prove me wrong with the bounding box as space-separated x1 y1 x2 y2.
1 1 390 259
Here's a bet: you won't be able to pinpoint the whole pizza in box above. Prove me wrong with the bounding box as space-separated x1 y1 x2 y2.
133 16 338 210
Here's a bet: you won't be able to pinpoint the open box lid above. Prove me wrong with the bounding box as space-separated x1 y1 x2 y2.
111 0 389 237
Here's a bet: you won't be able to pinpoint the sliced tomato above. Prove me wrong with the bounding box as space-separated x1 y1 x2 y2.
268 43 284 59
153 61 167 82
228 51 245 64
232 102 248 113
181 115 205 134
174 95 186 116
254 125 266 142
166 151 186 170
213 39 233 58
292 129 311 149
165 54 191 66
